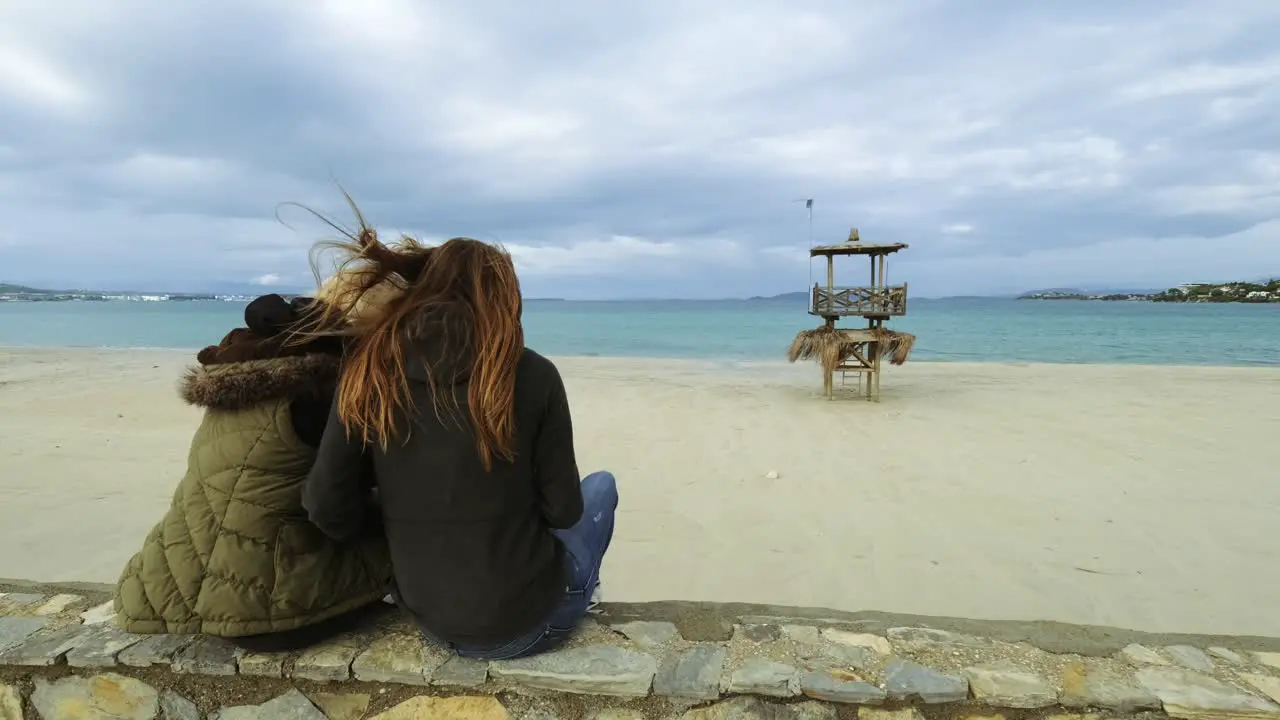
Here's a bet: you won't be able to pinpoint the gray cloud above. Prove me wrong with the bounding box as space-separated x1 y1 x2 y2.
2 0 1279 298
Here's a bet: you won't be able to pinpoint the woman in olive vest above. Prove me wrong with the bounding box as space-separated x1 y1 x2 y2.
113 243 431 650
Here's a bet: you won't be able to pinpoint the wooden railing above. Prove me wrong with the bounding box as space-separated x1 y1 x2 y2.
811 284 908 316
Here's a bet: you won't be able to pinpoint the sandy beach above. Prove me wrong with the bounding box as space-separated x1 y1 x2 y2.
2 346 1278 637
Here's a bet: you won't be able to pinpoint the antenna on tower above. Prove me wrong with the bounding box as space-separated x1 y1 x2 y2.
792 198 816 309
791 198 815 247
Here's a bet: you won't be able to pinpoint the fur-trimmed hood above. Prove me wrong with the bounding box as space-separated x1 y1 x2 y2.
180 353 340 411
181 292 346 411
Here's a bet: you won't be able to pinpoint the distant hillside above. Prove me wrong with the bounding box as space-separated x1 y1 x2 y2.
0 283 59 294
1020 280 1280 303
747 291 809 302
1152 279 1280 303
1019 287 1163 297
1020 287 1084 297
1 281 308 297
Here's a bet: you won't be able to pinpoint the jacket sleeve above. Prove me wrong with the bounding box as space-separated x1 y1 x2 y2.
534 362 584 529
303 398 370 541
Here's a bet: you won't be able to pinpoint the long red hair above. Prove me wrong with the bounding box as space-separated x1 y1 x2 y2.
313 226 523 470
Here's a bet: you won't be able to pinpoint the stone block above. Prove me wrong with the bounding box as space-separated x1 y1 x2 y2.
351 632 443 685
1243 675 1280 705
307 692 371 720
80 600 117 626
1136 666 1279 719
883 659 969 703
368 696 509 720
161 690 203 720
782 625 821 645
212 689 326 720
1059 660 1160 712
237 651 287 678
490 644 658 697
963 661 1056 708
293 639 361 682
1254 652 1280 670
432 655 489 687
0 624 94 666
33 593 84 616
728 658 799 697
887 627 988 650
172 636 240 676
653 644 725 700
1164 645 1216 672
31 673 159 720
801 643 875 670
0 616 48 654
1208 647 1246 664
820 629 891 655
801 669 886 705
0 683 21 720
734 624 781 643
1120 643 1170 666
611 620 679 649
119 634 194 668
67 626 145 668
0 593 44 612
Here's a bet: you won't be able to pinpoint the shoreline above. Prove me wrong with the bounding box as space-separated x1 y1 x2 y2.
1 344 1278 370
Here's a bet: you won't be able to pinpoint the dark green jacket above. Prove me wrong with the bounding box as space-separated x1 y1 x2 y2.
114 353 392 636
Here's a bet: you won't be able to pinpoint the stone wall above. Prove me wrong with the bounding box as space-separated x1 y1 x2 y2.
3 581 1280 719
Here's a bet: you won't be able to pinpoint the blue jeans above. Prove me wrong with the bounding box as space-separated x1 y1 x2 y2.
429 471 618 661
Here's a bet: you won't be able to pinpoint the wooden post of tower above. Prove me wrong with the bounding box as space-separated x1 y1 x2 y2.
878 252 888 397
867 241 877 399
823 253 836 397
825 255 835 317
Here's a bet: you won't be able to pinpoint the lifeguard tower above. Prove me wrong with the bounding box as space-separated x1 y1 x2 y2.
787 228 915 401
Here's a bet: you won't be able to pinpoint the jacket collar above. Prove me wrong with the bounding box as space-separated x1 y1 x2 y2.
179 354 340 411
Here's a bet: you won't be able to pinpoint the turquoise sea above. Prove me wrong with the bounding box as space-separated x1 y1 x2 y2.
0 298 1277 366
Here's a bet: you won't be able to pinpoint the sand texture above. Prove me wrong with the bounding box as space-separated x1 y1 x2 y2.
1 347 1278 636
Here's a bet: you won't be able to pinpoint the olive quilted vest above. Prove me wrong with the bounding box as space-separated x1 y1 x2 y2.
114 354 392 636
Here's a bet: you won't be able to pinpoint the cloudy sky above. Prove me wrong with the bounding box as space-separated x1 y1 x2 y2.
2 0 1278 299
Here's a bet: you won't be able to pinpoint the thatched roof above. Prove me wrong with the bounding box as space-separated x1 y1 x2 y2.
810 242 908 257
787 325 916 374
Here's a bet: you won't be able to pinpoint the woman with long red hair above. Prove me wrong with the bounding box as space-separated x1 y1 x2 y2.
302 225 617 660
